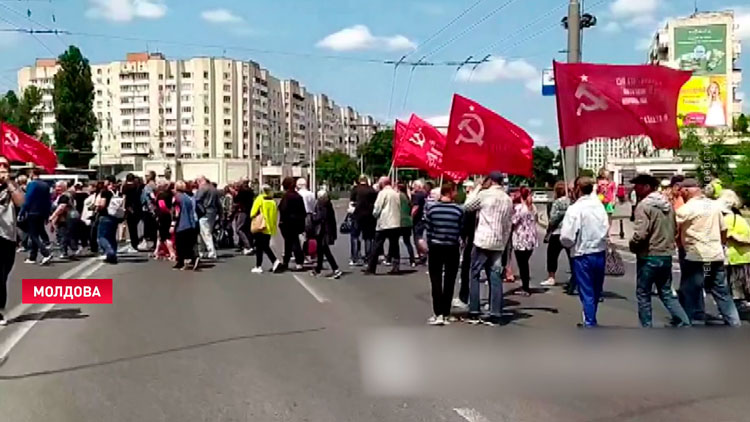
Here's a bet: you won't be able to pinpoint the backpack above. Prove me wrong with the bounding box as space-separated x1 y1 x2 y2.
107 194 126 219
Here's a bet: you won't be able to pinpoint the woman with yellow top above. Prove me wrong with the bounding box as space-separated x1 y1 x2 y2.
250 184 281 274
718 190 750 310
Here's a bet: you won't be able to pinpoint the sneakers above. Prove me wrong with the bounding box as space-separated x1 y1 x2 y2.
452 298 469 311
428 315 444 326
348 260 356 266
540 277 556 287
272 260 282 273
251 267 263 274
242 248 254 256
329 269 343 280
0 314 6 326
23 258 35 264
121 245 138 254
294 264 304 271
40 255 53 266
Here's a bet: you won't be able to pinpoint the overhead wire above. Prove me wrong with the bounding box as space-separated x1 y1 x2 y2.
406 0 488 58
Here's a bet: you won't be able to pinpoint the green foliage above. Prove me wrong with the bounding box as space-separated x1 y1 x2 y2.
316 150 359 190
0 87 43 136
578 168 595 178
53 45 97 166
734 113 748 134
733 143 750 204
358 130 393 178
531 146 556 187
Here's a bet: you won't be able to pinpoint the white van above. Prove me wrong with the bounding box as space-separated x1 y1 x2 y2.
39 174 90 187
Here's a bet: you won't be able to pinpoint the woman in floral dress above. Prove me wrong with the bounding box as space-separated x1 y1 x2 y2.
512 187 539 296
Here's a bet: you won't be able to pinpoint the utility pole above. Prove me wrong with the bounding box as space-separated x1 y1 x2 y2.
563 0 581 180
174 60 183 181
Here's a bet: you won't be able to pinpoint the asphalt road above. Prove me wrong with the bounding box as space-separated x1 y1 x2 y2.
0 202 748 422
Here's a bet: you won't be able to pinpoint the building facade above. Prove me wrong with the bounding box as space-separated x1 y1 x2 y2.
18 53 378 174
647 11 743 128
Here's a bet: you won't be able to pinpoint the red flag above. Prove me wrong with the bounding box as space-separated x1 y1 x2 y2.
443 94 533 177
0 123 58 173
554 61 691 149
394 114 468 181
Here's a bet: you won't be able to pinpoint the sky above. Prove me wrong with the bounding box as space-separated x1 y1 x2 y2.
0 0 748 150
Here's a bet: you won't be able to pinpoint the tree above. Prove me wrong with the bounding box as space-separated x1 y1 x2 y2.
733 142 750 204
578 168 595 178
53 45 97 167
358 129 393 178
531 146 556 187
316 150 359 190
735 114 749 135
0 88 43 136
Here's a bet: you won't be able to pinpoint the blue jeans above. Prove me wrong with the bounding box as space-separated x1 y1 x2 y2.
469 247 505 317
636 256 690 327
349 219 372 264
572 251 606 327
679 260 741 327
26 214 50 261
97 215 119 263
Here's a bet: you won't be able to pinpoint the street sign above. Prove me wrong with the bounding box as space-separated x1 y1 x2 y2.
542 69 555 96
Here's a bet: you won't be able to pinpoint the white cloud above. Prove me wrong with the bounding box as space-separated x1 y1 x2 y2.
736 9 750 41
456 56 541 93
602 22 621 33
610 0 658 19
316 25 416 52
528 132 555 148
609 0 658 28
86 0 166 22
527 118 543 128
201 8 243 24
425 115 450 134
635 37 653 51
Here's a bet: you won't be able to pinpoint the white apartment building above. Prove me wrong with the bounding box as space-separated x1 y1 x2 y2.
580 136 668 172
18 53 377 173
647 11 743 124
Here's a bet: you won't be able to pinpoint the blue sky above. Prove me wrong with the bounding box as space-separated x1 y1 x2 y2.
0 0 748 149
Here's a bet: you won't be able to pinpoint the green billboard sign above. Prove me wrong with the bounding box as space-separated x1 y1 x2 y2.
674 24 727 76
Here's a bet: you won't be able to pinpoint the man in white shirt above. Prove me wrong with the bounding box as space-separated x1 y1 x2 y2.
365 177 401 275
675 179 740 327
560 176 609 327
297 178 316 263
463 172 513 325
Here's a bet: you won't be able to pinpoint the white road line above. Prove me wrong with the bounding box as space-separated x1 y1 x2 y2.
292 274 329 304
0 257 102 364
453 407 492 422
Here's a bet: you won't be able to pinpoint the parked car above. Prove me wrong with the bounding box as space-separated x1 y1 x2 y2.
532 191 550 203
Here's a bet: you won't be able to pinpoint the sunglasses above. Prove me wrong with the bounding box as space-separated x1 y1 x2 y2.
0 162 9 169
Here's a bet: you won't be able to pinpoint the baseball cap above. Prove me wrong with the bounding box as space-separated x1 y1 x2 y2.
488 171 504 184
680 178 700 188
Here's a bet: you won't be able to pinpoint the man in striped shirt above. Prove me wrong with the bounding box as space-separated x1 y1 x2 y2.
463 172 514 325
424 182 464 326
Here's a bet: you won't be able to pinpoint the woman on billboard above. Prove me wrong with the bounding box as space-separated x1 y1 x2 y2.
704 81 727 127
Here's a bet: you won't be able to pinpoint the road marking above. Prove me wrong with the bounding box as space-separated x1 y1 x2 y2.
453 407 492 422
0 257 102 365
293 274 329 304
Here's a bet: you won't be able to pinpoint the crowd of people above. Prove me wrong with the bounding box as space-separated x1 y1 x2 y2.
0 155 747 329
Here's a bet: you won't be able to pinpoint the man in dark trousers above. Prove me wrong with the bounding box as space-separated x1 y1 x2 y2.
20 168 52 265
349 175 376 266
278 177 306 271
233 180 255 255
121 173 142 253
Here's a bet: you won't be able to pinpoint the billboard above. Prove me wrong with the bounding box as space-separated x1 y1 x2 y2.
677 76 728 127
674 24 727 76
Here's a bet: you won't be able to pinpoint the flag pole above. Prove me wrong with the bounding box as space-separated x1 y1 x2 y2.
560 147 570 198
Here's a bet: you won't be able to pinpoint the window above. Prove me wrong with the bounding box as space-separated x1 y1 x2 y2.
224 119 231 125
223 72 230 79
204 130 209 138
224 131 231 138
224 107 231 115
204 83 209 91
97 69 102 75
224 85 231 92
181 106 192 113
158 74 164 80
223 96 231 104
204 106 210 114
204 117 209 125
203 71 209 79
181 72 191 79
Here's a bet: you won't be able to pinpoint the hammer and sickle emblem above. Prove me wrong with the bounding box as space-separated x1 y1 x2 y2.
575 83 609 116
4 130 19 147
409 128 426 148
455 113 484 146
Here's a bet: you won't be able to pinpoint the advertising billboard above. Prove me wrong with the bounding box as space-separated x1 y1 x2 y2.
674 24 727 76
677 76 728 127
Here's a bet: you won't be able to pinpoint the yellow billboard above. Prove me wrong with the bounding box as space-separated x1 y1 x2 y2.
677 76 728 127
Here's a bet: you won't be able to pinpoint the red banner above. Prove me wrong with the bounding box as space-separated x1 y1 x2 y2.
554 61 691 149
393 114 467 181
0 122 57 173
443 94 533 177
23 279 113 304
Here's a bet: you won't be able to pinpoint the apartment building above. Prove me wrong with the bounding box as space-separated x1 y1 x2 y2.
647 11 743 127
18 53 377 172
